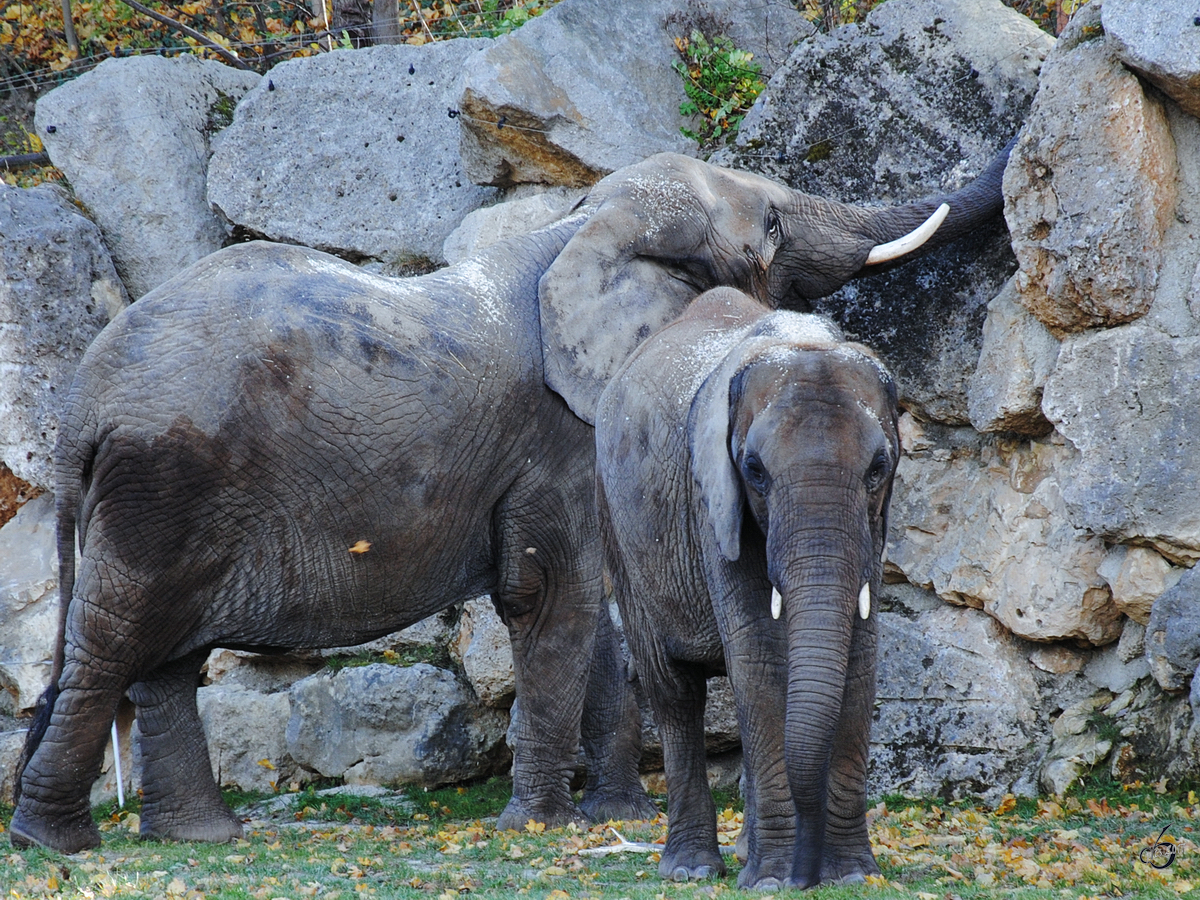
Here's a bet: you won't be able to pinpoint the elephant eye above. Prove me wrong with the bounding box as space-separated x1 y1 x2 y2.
742 454 769 492
766 209 783 243
865 449 891 492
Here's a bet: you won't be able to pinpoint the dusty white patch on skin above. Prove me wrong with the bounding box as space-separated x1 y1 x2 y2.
855 398 884 429
757 311 843 346
831 344 893 385
448 256 512 324
304 256 410 295
624 173 693 242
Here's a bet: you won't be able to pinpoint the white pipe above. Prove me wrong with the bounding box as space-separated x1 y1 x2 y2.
865 203 950 265
111 720 125 808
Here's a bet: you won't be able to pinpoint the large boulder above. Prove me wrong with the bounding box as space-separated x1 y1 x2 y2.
886 422 1122 645
0 494 58 715
449 597 514 709
1004 3 1177 336
714 0 1051 423
1145 565 1200 693
197 683 310 793
458 0 810 188
1043 326 1200 565
208 42 496 269
1103 0 1200 120
967 276 1060 435
0 183 127 489
870 585 1094 801
286 663 509 787
34 55 259 299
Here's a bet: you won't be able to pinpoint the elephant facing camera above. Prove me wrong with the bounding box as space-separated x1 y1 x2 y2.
595 287 900 890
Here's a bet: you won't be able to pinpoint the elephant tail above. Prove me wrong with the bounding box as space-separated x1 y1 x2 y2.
13 427 88 805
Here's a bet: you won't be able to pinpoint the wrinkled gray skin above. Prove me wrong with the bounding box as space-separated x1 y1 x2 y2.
11 146 1004 854
596 288 900 890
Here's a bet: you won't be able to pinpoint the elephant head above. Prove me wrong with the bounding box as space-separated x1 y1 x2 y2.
687 308 900 887
540 141 1011 423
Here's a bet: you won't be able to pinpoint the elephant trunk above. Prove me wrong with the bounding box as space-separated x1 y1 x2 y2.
767 491 873 888
856 136 1014 272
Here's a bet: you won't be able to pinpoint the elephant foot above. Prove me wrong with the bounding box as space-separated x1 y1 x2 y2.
737 856 792 891
140 809 243 844
497 795 589 832
657 844 725 882
820 846 879 885
9 805 101 854
140 793 244 844
579 786 660 823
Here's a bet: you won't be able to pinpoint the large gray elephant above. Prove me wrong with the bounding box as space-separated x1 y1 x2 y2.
595 287 900 890
10 145 1006 854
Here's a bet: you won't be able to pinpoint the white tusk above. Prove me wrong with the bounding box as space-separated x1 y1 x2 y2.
858 583 871 620
865 203 950 265
112 720 125 808
771 587 783 620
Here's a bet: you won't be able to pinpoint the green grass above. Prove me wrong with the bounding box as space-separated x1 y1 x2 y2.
2 776 1198 898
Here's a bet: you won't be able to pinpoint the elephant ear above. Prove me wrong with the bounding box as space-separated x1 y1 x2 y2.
687 354 748 563
539 156 719 425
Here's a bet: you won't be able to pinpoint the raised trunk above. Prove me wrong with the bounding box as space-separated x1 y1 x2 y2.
854 136 1015 276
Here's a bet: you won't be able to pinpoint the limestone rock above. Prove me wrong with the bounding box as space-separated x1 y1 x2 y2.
286 663 509 787
458 0 810 187
1097 545 1183 626
967 276 1059 435
716 0 1049 424
197 682 307 793
1043 325 1200 565
0 184 128 488
0 716 26 804
442 187 584 264
870 587 1092 802
1004 3 1177 336
1104 0 1200 119
1145 564 1200 692
1084 642 1150 695
887 430 1121 645
0 494 58 714
35 56 259 299
208 42 496 267
449 596 515 708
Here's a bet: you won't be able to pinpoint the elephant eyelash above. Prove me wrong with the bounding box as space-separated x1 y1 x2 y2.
865 450 891 491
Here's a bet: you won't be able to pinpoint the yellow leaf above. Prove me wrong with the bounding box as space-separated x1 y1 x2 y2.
257 758 276 770
1173 881 1194 893
349 540 372 554
994 794 1017 815
525 819 545 834
47 876 58 891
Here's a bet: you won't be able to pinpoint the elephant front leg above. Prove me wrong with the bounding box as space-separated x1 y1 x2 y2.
820 612 880 885
647 660 724 882
579 604 658 823
717 607 795 889
128 652 243 844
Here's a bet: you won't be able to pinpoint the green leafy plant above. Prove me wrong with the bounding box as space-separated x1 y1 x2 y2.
672 29 765 151
474 0 553 38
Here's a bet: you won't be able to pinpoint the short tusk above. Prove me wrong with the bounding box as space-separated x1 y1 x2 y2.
865 203 950 265
771 587 782 620
858 583 871 620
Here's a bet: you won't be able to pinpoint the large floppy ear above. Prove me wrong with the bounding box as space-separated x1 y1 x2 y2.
687 360 747 562
539 156 721 425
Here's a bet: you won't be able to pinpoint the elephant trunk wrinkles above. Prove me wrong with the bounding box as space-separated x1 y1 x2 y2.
768 493 872 887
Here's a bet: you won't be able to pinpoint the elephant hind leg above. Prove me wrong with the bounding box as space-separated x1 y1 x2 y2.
9 655 128 852
129 651 242 844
